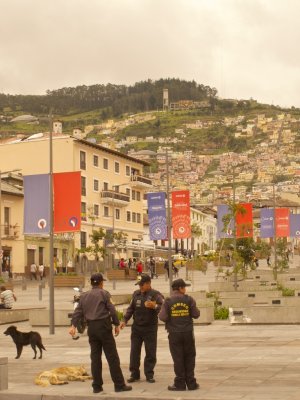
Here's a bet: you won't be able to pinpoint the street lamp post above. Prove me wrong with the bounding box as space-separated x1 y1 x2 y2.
0 169 21 277
165 149 173 295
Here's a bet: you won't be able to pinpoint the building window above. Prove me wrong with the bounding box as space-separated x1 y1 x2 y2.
80 231 87 249
4 207 10 235
104 206 109 217
132 212 136 223
137 213 141 223
94 204 99 217
103 182 108 191
103 158 108 170
81 176 86 196
127 211 131 222
132 190 136 200
115 161 120 173
80 151 86 170
161 240 165 247
81 202 87 221
126 188 130 196
126 165 131 176
93 155 99 167
136 191 141 201
93 179 99 192
115 208 120 220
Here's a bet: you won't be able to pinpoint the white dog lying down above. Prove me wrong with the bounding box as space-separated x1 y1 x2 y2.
35 365 92 386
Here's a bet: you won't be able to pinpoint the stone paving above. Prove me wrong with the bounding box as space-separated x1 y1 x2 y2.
1 261 300 399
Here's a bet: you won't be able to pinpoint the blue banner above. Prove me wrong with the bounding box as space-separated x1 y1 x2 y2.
260 208 274 238
24 174 50 235
217 205 234 238
290 214 300 237
147 192 167 240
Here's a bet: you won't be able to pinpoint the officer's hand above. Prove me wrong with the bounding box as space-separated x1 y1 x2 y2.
69 326 76 337
114 326 120 337
120 322 126 330
145 300 156 309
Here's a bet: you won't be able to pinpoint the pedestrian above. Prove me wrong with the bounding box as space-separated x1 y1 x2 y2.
30 262 37 280
0 285 17 309
159 278 200 391
120 274 164 383
148 256 157 278
267 255 271 266
164 259 169 277
69 273 132 394
136 259 143 275
38 264 44 280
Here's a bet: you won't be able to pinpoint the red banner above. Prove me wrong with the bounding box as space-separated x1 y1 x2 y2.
53 171 81 233
275 208 290 237
172 190 191 239
236 203 253 238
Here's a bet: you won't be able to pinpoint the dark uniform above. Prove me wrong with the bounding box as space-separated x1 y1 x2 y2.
159 278 200 391
123 275 163 382
71 273 130 393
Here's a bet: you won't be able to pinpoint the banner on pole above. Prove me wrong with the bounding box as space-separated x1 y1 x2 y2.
147 192 167 240
236 203 253 238
172 190 191 239
53 171 81 233
275 208 290 237
260 208 274 238
217 204 234 238
289 213 300 237
24 174 50 235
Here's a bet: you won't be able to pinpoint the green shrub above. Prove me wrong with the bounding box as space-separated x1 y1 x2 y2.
57 272 78 276
214 306 229 320
282 287 295 297
116 310 124 321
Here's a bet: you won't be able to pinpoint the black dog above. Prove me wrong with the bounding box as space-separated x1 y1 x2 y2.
3 325 46 359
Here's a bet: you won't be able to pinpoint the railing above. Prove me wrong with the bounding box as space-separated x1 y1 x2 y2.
101 190 130 203
130 174 152 186
0 224 20 238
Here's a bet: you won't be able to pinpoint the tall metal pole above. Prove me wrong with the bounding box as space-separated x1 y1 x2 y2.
233 166 237 291
166 149 173 295
49 112 55 334
273 183 277 279
0 173 2 276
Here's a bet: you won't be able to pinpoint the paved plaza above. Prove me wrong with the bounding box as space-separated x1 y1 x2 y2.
1 262 300 399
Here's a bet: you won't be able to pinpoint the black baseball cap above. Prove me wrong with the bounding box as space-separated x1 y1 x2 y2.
135 274 151 285
171 278 191 290
90 273 106 284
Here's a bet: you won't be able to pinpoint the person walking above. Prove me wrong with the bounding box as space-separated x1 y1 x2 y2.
69 273 132 394
120 274 163 383
159 278 200 391
30 262 37 280
38 264 44 280
148 256 157 278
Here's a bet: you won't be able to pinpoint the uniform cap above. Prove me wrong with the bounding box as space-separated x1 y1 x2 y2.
90 273 106 283
171 278 191 289
135 274 151 285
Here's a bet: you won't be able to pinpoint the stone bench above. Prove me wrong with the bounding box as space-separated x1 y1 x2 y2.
0 307 46 325
229 305 300 324
29 309 72 326
106 269 137 281
54 276 85 288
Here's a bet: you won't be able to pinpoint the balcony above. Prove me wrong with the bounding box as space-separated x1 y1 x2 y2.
0 224 20 239
100 190 130 207
130 174 152 188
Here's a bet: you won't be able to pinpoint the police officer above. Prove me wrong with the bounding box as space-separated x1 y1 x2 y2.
159 278 200 391
120 274 163 383
69 273 132 394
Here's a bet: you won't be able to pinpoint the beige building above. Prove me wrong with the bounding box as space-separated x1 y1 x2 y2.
0 133 152 273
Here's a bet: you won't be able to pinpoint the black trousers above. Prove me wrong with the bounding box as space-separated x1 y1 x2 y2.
168 330 197 389
88 318 125 390
130 324 157 379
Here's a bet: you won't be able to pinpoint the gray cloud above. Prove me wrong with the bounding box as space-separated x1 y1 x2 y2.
0 0 299 107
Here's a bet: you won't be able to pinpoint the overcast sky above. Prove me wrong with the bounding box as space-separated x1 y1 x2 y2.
1 0 300 107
